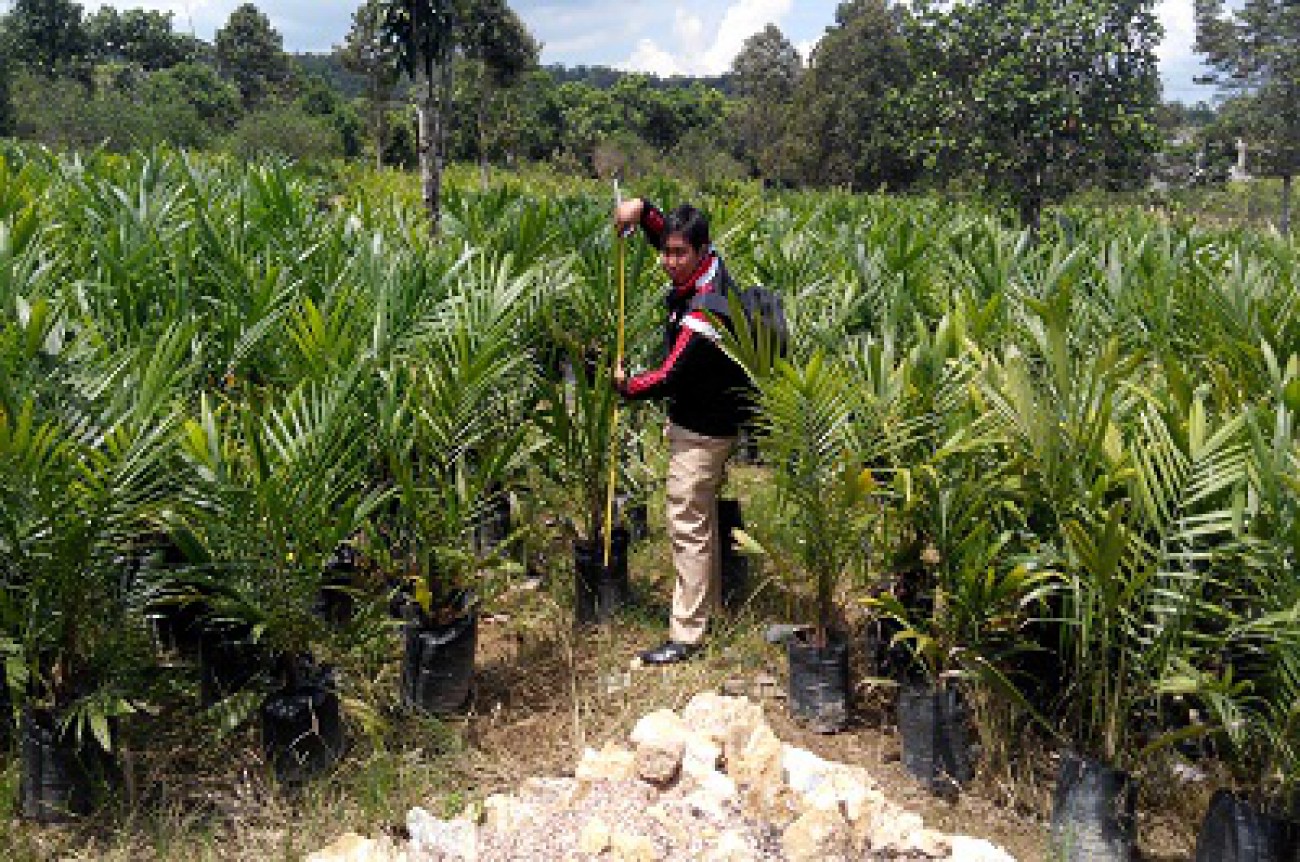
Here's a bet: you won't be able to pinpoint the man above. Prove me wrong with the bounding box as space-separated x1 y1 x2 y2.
612 197 751 665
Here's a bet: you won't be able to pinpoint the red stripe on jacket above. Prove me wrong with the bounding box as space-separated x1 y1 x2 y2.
621 310 711 399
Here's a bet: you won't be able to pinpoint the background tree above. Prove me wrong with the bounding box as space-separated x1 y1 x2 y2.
0 71 12 140
148 61 242 132
215 2 291 109
382 0 457 235
459 0 538 186
785 0 916 189
86 7 197 71
382 0 538 233
906 0 1163 230
226 103 346 161
339 0 403 169
508 68 564 162
1196 0 1300 234
730 23 802 181
553 79 620 166
6 0 91 80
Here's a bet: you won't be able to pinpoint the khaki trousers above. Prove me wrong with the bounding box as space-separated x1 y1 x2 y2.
665 423 735 644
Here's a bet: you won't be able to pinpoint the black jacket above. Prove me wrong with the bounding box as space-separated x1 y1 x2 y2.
615 202 752 439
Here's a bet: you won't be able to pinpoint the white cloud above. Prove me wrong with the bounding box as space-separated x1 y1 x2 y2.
675 9 709 57
1156 0 1195 64
625 38 686 77
703 0 793 73
619 0 795 76
1154 0 1218 102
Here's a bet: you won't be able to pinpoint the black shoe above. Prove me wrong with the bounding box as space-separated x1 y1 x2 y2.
638 641 699 665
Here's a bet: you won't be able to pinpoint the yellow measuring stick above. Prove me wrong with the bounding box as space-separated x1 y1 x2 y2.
603 230 625 568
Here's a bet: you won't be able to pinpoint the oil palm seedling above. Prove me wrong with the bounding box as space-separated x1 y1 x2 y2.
375 253 538 714
868 457 1053 793
0 323 186 819
981 334 1133 861
535 356 631 625
1161 631 1300 862
529 212 659 623
542 198 659 378
716 264 914 732
740 350 881 732
845 312 1050 790
984 303 1249 859
174 370 384 782
1160 388 1300 860
441 183 565 272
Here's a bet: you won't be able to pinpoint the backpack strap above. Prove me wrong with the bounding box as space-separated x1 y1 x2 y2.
690 292 732 318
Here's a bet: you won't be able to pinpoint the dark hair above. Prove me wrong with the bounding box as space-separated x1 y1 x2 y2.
664 204 710 251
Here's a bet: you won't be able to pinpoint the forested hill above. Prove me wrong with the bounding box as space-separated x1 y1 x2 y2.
292 53 369 100
290 52 732 98
544 64 734 95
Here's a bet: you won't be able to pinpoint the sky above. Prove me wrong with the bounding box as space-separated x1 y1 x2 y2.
70 0 1215 104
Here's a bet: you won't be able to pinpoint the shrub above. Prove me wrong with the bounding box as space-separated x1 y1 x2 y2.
591 131 662 180
225 104 345 162
382 107 418 169
10 68 212 151
670 128 748 185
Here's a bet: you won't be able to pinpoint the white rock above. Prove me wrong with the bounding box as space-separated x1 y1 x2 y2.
782 745 834 796
406 807 478 861
867 808 951 858
394 692 1018 862
801 767 878 822
610 830 659 861
680 693 765 749
729 721 784 787
864 806 922 851
575 742 638 782
306 833 407 862
913 828 954 858
782 807 853 862
481 793 534 833
636 742 683 786
683 769 740 821
703 830 757 862
578 816 612 854
630 709 690 746
631 710 689 785
682 735 723 778
950 835 1019 861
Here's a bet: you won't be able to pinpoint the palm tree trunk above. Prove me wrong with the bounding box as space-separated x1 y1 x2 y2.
371 80 386 171
1282 173 1293 236
1019 191 1043 238
417 71 442 238
436 58 454 226
479 92 490 191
